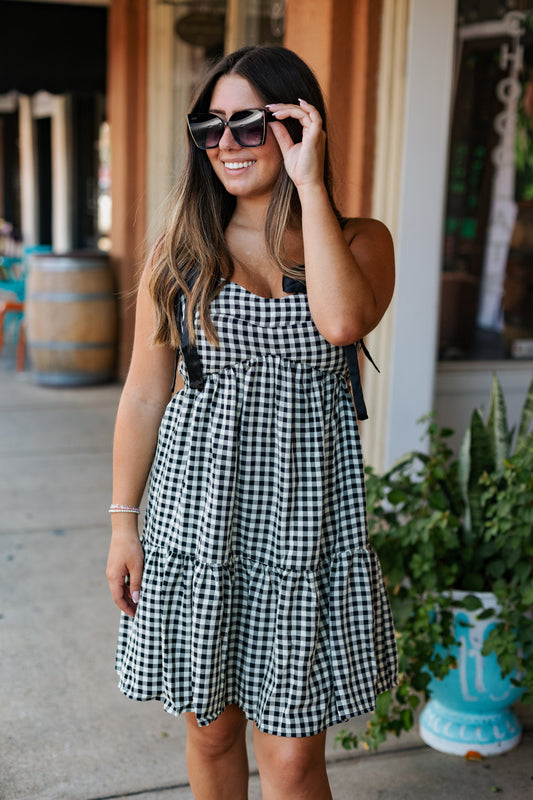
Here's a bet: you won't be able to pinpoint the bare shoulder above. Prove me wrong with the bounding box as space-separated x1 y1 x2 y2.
342 217 395 309
342 217 394 248
342 217 395 272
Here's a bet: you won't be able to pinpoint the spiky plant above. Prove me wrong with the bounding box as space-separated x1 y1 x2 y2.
337 374 533 751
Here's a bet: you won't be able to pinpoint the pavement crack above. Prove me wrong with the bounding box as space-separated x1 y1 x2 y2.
82 749 432 800
84 782 192 800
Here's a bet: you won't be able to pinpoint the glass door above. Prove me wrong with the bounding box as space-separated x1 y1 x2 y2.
439 0 533 362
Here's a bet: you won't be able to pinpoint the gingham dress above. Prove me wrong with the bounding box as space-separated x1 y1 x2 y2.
115 281 398 737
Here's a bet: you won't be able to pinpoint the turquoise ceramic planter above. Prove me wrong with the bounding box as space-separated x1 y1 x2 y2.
419 591 523 756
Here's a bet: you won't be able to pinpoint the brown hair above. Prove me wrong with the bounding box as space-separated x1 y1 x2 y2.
149 44 342 347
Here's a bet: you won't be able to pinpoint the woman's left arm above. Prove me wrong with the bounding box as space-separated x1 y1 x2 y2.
269 100 395 346
300 196 394 346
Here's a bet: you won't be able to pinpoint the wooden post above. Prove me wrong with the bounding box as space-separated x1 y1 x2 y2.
285 0 384 463
284 0 382 217
108 0 148 378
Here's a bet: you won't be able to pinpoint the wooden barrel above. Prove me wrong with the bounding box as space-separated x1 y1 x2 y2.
26 252 117 386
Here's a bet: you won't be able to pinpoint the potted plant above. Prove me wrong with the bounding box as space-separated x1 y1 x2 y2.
337 374 533 755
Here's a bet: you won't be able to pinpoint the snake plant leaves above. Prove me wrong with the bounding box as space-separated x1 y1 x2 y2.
458 409 493 542
515 373 533 456
486 374 511 470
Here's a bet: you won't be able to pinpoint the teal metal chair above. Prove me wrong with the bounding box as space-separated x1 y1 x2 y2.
0 246 52 370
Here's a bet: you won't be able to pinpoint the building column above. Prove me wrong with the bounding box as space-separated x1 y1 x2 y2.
18 95 38 248
108 0 148 378
284 0 382 217
51 95 73 254
285 0 387 466
384 0 456 467
363 0 410 469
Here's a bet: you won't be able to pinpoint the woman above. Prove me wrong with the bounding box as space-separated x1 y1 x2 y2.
106 44 397 800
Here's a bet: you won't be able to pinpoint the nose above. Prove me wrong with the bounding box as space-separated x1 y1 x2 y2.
218 124 239 149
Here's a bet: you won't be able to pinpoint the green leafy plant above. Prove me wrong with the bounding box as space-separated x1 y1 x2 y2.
337 374 533 751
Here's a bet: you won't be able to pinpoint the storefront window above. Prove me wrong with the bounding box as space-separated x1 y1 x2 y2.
162 0 284 57
439 0 533 361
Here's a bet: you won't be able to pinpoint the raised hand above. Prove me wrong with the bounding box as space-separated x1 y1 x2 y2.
266 99 326 189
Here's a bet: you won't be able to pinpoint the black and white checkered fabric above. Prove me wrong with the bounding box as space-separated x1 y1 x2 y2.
116 282 398 737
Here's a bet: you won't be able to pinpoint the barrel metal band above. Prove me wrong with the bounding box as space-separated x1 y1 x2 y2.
28 341 115 350
27 292 114 302
30 258 109 271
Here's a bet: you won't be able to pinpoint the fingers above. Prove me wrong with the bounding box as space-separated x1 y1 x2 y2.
267 99 322 130
267 99 326 186
110 578 137 618
267 117 294 158
129 558 144 607
106 535 145 618
266 99 324 158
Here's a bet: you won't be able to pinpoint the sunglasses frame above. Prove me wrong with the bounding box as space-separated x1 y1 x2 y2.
187 108 275 150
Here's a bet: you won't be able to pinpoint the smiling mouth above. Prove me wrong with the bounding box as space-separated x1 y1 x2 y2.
224 160 256 171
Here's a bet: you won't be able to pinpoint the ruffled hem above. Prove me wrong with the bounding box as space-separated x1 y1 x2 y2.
116 545 398 738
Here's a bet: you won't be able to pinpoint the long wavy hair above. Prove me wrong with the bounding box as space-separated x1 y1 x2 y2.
149 44 342 347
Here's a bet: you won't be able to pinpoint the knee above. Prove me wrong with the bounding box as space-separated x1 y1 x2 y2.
186 705 247 761
270 749 315 788
257 738 326 792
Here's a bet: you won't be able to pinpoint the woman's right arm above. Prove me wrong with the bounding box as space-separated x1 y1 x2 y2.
106 260 177 618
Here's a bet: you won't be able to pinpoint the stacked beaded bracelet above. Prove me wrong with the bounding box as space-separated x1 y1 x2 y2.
109 504 141 514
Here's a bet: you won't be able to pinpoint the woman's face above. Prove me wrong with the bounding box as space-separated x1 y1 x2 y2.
205 74 283 202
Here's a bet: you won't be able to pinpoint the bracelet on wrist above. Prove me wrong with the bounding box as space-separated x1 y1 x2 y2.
109 504 141 514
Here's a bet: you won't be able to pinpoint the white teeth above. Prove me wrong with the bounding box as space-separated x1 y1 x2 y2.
224 161 255 170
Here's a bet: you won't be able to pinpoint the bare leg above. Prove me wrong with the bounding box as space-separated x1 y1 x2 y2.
185 704 249 800
253 724 333 800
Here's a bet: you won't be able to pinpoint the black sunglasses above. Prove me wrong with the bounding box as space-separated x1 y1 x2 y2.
187 108 275 150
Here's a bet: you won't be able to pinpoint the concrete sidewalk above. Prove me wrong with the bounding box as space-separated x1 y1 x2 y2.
1 350 532 800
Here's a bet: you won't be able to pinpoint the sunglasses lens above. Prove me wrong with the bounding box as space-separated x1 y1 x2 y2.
229 109 266 147
187 109 269 149
187 114 224 149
